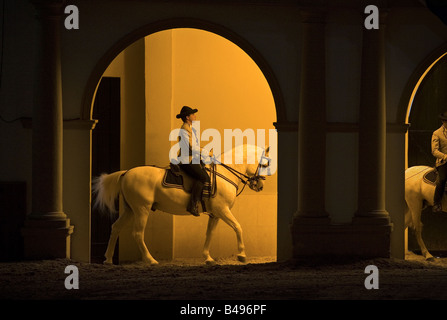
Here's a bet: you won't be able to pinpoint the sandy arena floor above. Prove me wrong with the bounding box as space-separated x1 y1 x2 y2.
1 252 447 303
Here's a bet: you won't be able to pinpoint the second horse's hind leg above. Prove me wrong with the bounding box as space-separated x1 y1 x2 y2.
132 205 159 265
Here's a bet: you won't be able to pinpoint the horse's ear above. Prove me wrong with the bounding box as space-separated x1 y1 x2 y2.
265 146 270 154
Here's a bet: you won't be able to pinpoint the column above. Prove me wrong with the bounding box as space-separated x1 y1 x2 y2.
22 0 74 259
355 11 390 224
295 8 329 221
290 8 330 257
274 121 298 261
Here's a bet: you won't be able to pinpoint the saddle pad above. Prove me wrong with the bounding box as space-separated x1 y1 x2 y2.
162 169 184 189
423 169 438 186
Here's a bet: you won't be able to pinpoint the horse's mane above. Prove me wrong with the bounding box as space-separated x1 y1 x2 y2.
219 144 264 165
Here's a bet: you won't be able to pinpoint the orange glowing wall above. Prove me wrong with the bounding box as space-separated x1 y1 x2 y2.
103 28 277 261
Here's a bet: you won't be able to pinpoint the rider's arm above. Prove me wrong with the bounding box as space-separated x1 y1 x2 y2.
432 132 447 161
179 126 206 162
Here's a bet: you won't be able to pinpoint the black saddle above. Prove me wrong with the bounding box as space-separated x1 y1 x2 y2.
423 169 438 186
422 168 447 192
162 163 216 199
162 164 184 188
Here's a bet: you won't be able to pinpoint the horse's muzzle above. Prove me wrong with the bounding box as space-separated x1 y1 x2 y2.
248 177 264 192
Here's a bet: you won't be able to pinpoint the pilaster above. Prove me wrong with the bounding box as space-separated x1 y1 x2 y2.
351 9 392 257
22 0 74 259
355 11 390 223
291 8 331 258
295 8 328 221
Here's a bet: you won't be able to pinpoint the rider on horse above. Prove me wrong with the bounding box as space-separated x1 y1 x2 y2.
175 106 212 216
432 111 447 213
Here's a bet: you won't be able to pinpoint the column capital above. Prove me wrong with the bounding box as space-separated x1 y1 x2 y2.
359 0 389 10
362 5 389 27
273 121 298 132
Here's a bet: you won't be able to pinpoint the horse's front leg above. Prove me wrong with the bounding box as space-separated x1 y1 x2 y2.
203 215 219 265
219 207 246 263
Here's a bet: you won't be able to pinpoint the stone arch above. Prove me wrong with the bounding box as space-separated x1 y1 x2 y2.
83 18 283 261
398 43 447 126
396 44 447 255
81 18 286 123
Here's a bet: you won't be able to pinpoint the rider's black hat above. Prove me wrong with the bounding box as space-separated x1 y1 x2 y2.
176 106 198 119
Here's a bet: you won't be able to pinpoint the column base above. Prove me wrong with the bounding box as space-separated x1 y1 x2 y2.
27 211 68 220
291 217 392 259
352 214 391 225
21 217 74 260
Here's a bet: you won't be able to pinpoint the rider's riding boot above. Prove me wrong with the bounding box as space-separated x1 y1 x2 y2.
433 202 442 213
187 181 203 216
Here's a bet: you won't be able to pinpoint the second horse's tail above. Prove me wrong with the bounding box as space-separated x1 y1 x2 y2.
92 171 127 214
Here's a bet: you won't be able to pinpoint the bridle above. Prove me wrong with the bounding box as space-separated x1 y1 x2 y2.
208 150 270 196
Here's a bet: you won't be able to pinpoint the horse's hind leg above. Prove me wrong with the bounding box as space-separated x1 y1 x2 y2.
104 208 133 265
413 222 434 261
203 215 219 265
219 208 246 263
132 205 158 265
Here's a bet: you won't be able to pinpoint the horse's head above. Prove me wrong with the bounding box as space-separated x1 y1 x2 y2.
246 146 271 192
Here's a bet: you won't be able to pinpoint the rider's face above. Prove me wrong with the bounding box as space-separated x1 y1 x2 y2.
187 113 197 123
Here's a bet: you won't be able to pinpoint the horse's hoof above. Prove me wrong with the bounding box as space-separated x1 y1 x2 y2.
237 255 247 263
205 259 217 266
426 256 435 262
103 260 113 265
141 259 159 266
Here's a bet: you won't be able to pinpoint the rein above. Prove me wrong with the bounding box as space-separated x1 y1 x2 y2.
208 156 265 197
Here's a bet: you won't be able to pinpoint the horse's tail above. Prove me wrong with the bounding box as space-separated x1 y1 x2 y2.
92 171 127 214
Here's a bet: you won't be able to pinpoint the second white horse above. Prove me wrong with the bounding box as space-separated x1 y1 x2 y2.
405 165 446 261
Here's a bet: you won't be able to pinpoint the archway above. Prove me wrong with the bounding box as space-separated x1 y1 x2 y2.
82 18 286 122
88 22 279 263
404 46 447 256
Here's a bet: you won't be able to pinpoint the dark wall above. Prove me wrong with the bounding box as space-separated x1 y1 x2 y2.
408 54 447 253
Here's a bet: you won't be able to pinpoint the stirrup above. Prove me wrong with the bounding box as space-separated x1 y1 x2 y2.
187 202 200 216
433 203 442 213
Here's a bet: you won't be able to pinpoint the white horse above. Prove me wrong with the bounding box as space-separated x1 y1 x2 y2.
92 144 271 265
405 165 446 261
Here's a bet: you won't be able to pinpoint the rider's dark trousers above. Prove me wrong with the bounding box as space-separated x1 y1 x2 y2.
179 163 210 185
435 162 447 204
179 164 210 211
